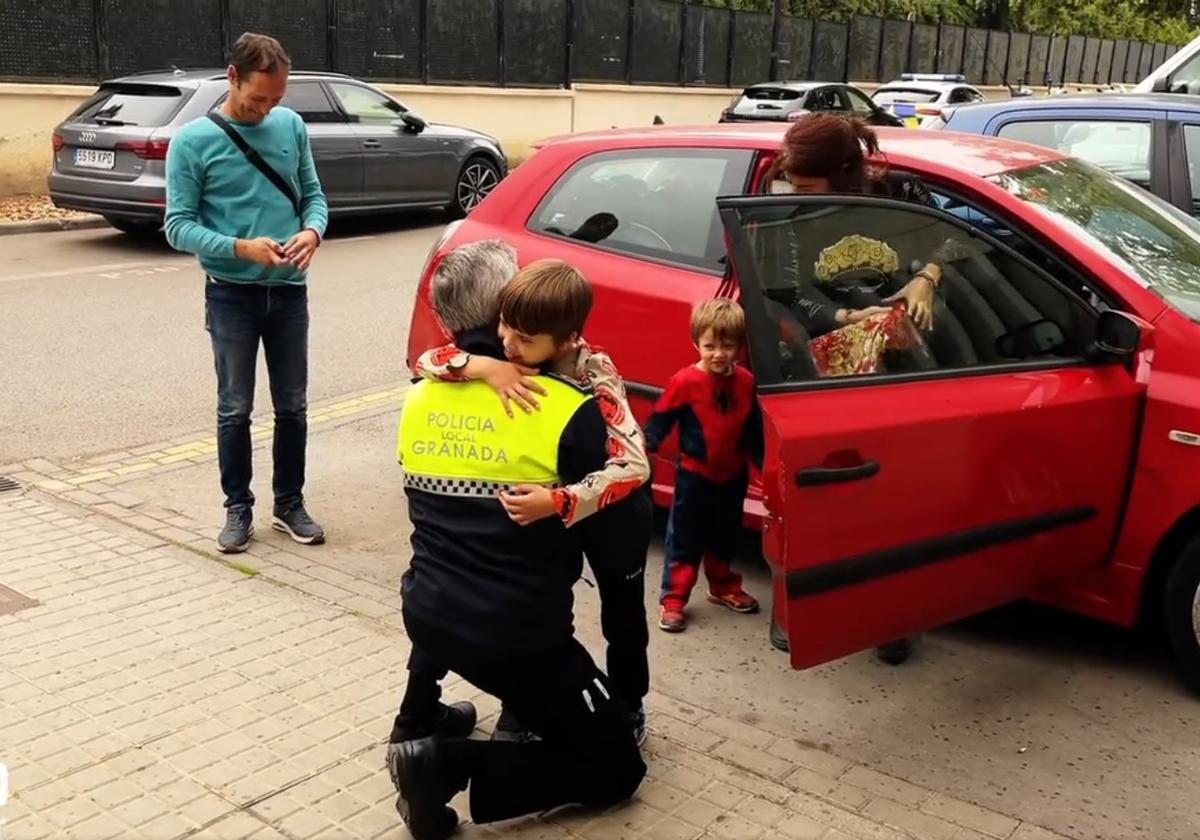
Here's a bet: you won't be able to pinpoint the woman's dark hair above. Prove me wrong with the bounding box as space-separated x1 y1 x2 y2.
774 113 882 193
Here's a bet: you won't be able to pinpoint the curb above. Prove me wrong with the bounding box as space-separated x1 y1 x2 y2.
0 214 109 236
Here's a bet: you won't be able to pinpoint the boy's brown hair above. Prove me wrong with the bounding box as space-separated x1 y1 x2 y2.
498 259 593 343
691 299 746 345
229 32 291 78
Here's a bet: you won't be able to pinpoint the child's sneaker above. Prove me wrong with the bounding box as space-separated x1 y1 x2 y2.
707 589 760 614
658 607 686 632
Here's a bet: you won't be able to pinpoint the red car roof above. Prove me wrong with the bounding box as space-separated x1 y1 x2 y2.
535 124 1066 179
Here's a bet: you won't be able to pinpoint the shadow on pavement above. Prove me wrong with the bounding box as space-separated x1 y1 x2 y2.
81 208 451 256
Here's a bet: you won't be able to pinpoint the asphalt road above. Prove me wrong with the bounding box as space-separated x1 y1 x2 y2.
2 221 1199 840
0 214 438 464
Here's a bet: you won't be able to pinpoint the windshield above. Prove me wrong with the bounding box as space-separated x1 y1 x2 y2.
742 87 806 101
73 84 188 127
873 88 940 106
990 157 1200 320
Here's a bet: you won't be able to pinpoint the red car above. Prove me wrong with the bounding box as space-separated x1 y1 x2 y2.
407 124 1200 692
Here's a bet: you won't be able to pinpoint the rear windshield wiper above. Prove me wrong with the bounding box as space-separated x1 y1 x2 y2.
93 117 134 126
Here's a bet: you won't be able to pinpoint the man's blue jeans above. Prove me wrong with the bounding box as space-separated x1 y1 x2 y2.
204 278 308 511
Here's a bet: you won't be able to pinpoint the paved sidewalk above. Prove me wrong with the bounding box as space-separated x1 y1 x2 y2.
0 487 1071 840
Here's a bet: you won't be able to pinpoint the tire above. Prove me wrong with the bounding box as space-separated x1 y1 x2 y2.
449 157 501 219
106 217 161 237
1163 536 1200 694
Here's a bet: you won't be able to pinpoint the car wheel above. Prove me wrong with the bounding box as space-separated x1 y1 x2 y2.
450 157 501 219
106 217 161 237
1164 536 1200 694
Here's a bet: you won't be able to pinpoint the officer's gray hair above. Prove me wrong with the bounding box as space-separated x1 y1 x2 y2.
430 239 519 333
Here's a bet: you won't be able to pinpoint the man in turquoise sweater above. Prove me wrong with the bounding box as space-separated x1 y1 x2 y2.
165 32 329 554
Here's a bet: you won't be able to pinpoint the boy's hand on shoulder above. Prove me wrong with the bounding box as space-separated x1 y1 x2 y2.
469 357 546 417
499 485 558 526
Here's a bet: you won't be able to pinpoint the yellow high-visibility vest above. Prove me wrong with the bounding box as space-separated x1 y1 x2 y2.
398 377 590 495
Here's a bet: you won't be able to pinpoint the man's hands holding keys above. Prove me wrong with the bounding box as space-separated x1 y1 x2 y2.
236 229 321 270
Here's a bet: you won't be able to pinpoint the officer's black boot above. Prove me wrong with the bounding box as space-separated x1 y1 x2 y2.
390 700 477 744
875 638 914 665
389 737 464 840
491 705 538 743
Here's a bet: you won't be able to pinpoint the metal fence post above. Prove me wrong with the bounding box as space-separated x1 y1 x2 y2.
769 0 783 81
934 19 943 75
725 6 735 88
841 22 850 82
326 0 338 72
982 28 993 83
876 18 886 81
679 0 690 86
419 0 430 84
564 0 576 87
93 0 110 79
497 0 506 86
904 17 915 74
625 0 637 84
218 0 231 54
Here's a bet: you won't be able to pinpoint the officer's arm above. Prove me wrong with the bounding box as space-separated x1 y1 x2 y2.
557 400 608 486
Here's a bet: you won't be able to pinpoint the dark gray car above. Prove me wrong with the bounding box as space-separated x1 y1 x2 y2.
49 69 507 235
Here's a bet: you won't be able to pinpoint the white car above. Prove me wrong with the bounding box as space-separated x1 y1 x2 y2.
872 74 985 127
1137 32 1200 94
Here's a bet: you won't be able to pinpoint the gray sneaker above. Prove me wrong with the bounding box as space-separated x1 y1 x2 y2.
217 506 254 554
272 503 326 546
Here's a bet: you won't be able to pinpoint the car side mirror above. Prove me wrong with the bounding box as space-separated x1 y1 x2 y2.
1089 310 1142 361
395 112 427 134
996 319 1066 359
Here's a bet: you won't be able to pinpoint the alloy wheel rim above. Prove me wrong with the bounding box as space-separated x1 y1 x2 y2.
1192 583 1200 646
458 163 498 212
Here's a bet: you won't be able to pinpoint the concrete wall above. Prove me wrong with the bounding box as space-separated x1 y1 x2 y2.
0 84 95 197
0 80 1030 197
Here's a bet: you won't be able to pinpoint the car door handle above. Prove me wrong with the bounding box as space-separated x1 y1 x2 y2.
361 140 382 149
796 461 880 487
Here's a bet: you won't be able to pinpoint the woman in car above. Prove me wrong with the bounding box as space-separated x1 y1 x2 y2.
765 113 962 378
765 113 952 663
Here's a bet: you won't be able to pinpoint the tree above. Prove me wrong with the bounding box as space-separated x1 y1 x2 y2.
704 0 1197 42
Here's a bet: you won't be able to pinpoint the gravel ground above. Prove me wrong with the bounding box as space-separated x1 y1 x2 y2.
0 194 90 222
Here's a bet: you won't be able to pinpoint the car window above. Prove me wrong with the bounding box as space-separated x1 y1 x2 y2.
327 82 404 123
531 149 753 272
73 84 189 127
724 199 1095 383
280 82 343 124
845 88 875 115
1170 52 1200 95
948 88 976 104
809 88 843 112
742 86 805 102
992 157 1200 321
873 88 940 106
1182 125 1200 217
996 119 1152 187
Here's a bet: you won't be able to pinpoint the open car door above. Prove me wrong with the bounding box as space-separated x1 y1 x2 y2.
717 193 1148 669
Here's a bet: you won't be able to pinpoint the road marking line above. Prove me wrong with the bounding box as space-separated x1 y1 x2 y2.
0 261 171 284
60 383 411 481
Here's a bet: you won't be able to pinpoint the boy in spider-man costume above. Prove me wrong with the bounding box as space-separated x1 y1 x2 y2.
645 299 761 633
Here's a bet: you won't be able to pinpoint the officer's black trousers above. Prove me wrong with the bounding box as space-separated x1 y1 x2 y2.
401 611 647 824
